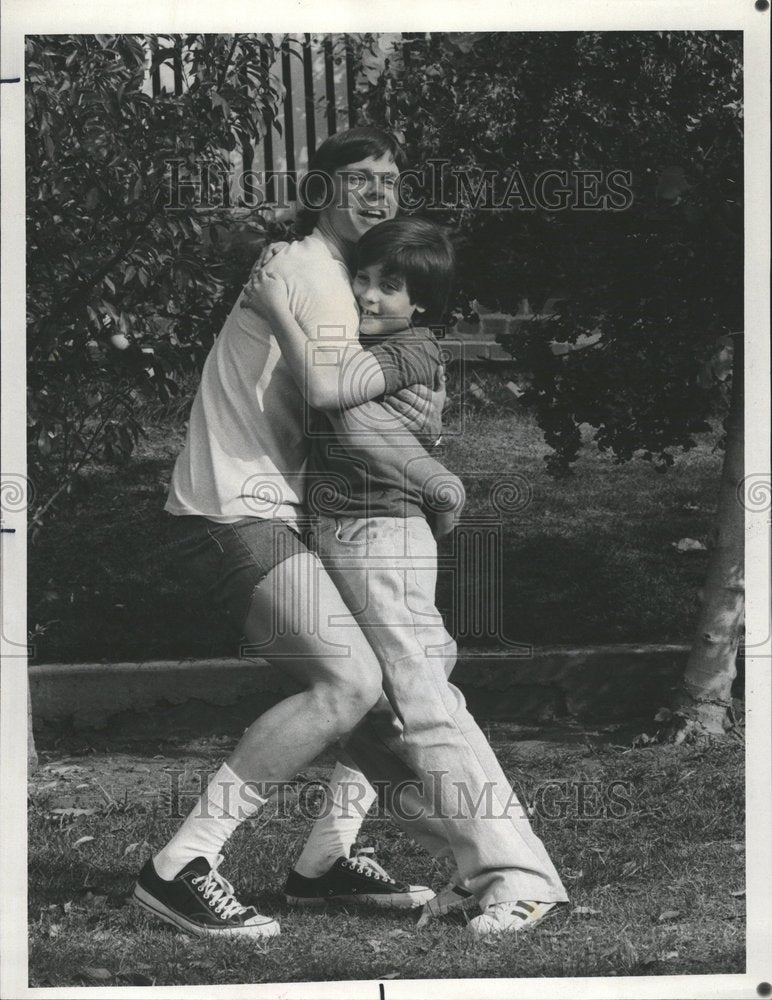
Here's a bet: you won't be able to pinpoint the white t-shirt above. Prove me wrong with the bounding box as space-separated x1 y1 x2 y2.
165 233 359 523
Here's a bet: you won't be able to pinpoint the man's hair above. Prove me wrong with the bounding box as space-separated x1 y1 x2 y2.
296 126 408 235
355 217 455 324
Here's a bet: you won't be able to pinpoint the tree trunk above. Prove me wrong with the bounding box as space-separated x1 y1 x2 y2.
28 677 39 773
664 334 744 741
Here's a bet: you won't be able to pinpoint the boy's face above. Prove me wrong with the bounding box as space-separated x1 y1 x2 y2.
353 263 424 337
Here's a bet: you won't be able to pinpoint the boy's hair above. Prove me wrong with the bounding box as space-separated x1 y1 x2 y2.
296 127 408 235
355 217 455 324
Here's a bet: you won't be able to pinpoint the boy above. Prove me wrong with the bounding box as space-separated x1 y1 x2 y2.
245 216 568 936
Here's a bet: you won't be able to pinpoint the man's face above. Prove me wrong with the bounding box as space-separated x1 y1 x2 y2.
320 151 400 244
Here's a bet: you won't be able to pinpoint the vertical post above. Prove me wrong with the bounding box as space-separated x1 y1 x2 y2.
281 38 297 201
173 36 183 95
302 34 317 159
151 61 161 97
323 35 337 136
261 45 276 204
241 60 255 208
344 36 356 128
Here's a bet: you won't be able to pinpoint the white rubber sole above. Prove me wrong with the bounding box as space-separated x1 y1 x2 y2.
286 887 435 910
467 901 557 939
133 884 280 939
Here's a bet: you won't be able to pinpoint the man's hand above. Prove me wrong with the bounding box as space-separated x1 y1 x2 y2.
381 378 446 448
240 269 290 322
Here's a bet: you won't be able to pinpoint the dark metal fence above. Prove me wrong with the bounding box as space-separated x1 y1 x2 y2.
144 34 370 209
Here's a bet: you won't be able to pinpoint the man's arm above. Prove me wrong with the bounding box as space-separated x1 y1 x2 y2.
379 378 446 449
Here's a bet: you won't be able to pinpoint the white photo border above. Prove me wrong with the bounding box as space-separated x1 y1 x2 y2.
2 2 769 998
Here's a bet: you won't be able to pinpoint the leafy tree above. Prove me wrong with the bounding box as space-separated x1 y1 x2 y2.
355 31 744 737
26 34 286 532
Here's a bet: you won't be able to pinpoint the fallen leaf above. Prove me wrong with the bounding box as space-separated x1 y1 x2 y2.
657 909 680 923
382 972 400 979
387 929 411 939
731 843 743 852
79 967 112 981
572 906 600 916
81 891 108 910
50 807 96 819
72 836 94 847
123 842 140 856
730 889 745 898
48 924 62 938
662 950 679 960
671 537 707 553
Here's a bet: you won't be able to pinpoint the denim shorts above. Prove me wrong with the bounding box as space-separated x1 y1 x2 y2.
165 513 312 636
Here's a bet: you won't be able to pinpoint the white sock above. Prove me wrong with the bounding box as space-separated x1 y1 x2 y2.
293 762 377 878
153 762 267 881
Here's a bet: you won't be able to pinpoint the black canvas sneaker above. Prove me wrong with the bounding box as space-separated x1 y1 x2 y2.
133 853 280 939
285 850 435 909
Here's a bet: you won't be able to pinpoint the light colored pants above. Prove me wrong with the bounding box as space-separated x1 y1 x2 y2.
315 514 568 909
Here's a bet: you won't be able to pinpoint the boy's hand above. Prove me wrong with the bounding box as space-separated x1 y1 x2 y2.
257 240 289 268
429 510 457 539
241 269 290 321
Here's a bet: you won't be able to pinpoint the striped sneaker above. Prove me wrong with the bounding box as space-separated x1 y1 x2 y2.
467 900 557 938
285 851 434 909
417 882 478 927
133 854 280 939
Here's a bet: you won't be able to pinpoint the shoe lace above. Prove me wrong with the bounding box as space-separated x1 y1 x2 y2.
346 848 395 883
191 858 249 920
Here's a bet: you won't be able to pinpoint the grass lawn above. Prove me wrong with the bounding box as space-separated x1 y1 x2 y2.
27 383 723 663
28 723 744 987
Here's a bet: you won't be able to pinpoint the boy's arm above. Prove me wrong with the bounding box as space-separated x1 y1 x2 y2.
370 332 446 447
241 270 436 412
327 402 465 532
